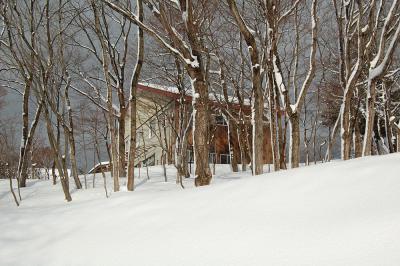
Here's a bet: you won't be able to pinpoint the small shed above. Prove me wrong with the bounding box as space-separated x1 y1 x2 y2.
88 161 111 174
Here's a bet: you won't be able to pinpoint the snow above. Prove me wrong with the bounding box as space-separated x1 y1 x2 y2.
290 104 296 113
182 11 188 22
140 82 251 107
273 55 287 94
87 161 110 174
139 82 183 94
362 25 369 33
185 55 200 68
368 1 400 81
1 154 400 265
170 0 180 7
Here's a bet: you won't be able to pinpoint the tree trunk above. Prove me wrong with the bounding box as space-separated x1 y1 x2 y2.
193 79 212 186
238 119 249 171
91 0 119 192
275 88 286 170
7 163 19 207
385 108 394 153
53 99 62 186
228 120 240 172
67 131 82 189
340 98 352 160
141 129 150 180
181 121 190 179
17 81 32 188
127 0 144 191
252 87 264 175
162 151 167 182
65 84 82 189
127 100 137 191
61 155 70 192
81 112 88 189
289 114 300 168
95 128 109 198
397 128 400 153
227 0 264 175
354 120 363 158
19 97 42 187
51 161 57 185
280 119 288 169
44 107 72 202
363 80 377 156
175 140 185 187
118 112 127 179
384 83 395 153
268 72 279 171
325 114 340 162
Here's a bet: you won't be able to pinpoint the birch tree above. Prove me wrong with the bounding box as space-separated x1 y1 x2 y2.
127 0 144 191
266 0 318 168
362 0 400 156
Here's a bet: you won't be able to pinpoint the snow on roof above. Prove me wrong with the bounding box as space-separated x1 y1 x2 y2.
138 82 251 107
139 82 187 95
88 161 110 174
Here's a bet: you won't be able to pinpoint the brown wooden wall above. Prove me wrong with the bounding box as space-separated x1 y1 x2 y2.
186 123 273 164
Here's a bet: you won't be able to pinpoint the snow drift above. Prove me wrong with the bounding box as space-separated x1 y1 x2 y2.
1 154 400 265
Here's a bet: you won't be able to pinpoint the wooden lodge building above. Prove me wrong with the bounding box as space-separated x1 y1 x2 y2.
124 83 273 168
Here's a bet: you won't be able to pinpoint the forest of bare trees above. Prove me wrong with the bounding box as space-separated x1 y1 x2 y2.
1 0 400 206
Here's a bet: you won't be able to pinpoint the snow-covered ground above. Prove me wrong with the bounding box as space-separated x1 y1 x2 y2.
1 154 400 266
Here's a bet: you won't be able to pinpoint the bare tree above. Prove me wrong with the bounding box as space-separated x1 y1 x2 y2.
226 0 265 175
103 0 217 186
127 0 144 191
266 0 318 168
362 0 400 156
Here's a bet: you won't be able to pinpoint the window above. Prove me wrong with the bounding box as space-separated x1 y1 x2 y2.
187 149 194 163
125 139 130 160
142 154 155 166
136 131 143 148
149 119 156 138
220 154 231 164
215 115 227 126
125 139 130 152
209 153 216 164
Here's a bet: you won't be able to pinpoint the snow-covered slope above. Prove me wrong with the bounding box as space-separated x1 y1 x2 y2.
1 154 400 266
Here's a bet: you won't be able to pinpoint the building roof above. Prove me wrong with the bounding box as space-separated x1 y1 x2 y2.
137 82 251 111
88 161 110 174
